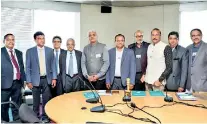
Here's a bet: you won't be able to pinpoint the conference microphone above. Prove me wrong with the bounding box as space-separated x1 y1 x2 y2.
159 82 173 102
78 76 105 113
78 76 99 103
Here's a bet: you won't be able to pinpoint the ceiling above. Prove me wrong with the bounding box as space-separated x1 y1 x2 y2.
53 0 206 7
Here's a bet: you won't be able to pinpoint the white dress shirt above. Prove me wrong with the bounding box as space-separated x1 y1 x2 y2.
37 46 47 76
66 50 78 75
6 47 20 80
115 48 124 77
54 49 60 74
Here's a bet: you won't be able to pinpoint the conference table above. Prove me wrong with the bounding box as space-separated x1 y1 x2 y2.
45 91 207 123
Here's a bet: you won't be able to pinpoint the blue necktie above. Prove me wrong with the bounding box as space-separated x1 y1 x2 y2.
56 50 59 74
68 52 73 77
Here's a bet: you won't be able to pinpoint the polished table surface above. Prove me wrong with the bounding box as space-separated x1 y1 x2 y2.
45 91 207 123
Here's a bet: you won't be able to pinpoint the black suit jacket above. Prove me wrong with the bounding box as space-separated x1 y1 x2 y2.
1 47 26 89
53 48 65 74
59 50 83 88
128 41 150 74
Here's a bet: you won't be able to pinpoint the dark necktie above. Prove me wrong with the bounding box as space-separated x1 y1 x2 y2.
9 49 21 80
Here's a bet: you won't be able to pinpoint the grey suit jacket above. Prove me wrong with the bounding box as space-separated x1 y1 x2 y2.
26 46 57 86
106 47 136 86
59 50 83 88
1 47 26 89
166 45 188 90
186 41 207 91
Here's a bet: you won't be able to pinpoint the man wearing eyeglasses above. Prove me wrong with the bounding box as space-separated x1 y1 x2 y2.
128 30 150 91
59 38 83 93
186 28 207 92
52 36 65 96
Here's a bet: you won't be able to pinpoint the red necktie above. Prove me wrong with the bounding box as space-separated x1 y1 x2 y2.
9 50 21 80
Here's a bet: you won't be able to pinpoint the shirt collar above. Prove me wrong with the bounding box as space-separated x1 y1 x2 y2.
54 48 60 52
90 41 98 47
136 41 143 47
116 47 124 52
37 46 45 50
67 50 75 54
152 40 162 46
6 47 15 53
193 41 202 48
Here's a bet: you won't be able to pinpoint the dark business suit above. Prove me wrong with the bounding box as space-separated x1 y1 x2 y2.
128 41 150 91
59 50 83 93
1 47 26 122
166 45 188 91
26 46 57 120
51 49 65 97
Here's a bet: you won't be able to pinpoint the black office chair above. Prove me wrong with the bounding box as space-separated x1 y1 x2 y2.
1 101 41 123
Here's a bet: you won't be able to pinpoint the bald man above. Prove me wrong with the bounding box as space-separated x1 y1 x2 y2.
81 30 109 90
59 38 83 93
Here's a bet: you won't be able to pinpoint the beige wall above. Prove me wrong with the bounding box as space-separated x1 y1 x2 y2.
80 4 179 50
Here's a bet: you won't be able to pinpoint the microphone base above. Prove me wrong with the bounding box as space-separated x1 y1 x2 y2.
123 96 131 102
90 105 105 113
164 96 173 102
86 98 99 103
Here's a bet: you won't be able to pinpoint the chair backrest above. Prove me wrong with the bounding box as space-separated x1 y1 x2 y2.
18 103 41 123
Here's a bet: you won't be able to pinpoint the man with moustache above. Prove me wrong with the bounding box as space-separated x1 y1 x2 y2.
81 30 109 90
1 33 26 121
186 28 207 92
106 34 136 90
166 31 188 92
145 28 172 91
128 30 150 91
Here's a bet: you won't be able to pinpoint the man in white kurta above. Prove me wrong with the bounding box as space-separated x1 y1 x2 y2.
145 28 173 91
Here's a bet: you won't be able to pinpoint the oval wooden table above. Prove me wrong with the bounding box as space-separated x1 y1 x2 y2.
45 91 207 123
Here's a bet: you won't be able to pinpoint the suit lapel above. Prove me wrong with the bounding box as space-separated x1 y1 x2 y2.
193 41 204 64
44 47 48 71
188 45 193 66
15 49 21 67
121 48 127 66
75 50 80 71
3 47 12 64
34 46 40 68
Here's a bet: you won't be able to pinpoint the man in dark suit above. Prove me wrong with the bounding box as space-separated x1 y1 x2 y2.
128 30 150 91
59 38 83 93
1 33 26 121
52 36 65 96
166 31 188 92
26 31 57 122
106 34 136 90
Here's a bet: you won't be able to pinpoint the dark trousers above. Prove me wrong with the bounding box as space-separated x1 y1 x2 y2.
51 74 63 97
32 77 51 120
64 75 81 93
111 77 126 90
133 73 145 91
1 80 22 122
85 79 106 90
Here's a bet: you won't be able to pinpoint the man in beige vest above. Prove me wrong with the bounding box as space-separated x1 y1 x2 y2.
144 28 173 91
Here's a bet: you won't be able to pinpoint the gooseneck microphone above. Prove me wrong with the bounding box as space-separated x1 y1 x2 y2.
78 77 105 112
78 77 99 103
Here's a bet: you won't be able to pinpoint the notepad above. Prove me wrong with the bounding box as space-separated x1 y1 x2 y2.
176 92 197 101
83 92 99 99
132 91 146 97
149 91 165 96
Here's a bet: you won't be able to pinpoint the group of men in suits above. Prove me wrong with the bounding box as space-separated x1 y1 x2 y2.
1 28 207 122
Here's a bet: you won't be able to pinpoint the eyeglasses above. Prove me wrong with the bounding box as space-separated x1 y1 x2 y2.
191 34 201 37
135 35 143 38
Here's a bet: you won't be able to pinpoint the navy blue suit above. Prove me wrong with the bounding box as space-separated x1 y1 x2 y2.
1 47 26 121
